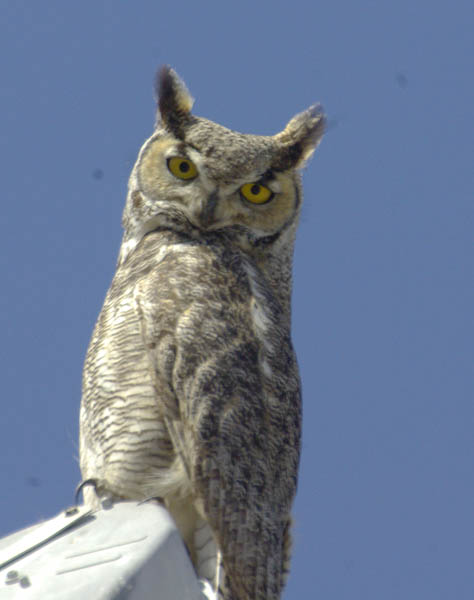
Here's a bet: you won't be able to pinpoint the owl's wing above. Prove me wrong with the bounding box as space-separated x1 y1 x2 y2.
133 238 301 600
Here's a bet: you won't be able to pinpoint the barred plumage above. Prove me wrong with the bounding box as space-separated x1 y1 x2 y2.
79 66 325 600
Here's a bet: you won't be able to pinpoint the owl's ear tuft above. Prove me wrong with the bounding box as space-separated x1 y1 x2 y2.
273 104 326 170
155 66 194 139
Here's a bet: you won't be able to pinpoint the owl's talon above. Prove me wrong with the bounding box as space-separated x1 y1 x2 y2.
74 478 98 505
137 496 165 506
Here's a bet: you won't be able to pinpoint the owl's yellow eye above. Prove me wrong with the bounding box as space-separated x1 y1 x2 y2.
167 157 198 180
240 182 273 205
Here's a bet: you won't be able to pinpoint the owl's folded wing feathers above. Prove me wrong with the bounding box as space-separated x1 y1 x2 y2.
133 234 300 600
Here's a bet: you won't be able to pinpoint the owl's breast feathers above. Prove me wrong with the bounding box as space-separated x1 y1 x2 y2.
80 228 301 600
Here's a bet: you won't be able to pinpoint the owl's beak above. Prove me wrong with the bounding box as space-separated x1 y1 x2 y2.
198 191 218 229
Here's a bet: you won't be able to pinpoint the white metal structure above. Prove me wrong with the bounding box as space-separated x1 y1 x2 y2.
0 501 205 599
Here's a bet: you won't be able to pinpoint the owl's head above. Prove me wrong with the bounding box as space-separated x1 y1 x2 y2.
120 66 325 265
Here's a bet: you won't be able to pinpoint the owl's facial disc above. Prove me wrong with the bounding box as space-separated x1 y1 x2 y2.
134 133 300 240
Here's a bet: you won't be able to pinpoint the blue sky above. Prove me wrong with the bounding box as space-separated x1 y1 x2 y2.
0 2 472 598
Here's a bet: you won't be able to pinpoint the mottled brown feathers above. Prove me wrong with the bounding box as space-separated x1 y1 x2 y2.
80 65 325 600
273 103 326 170
156 65 194 139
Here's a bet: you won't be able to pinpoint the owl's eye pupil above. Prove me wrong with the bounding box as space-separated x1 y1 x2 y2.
179 161 190 173
250 184 260 195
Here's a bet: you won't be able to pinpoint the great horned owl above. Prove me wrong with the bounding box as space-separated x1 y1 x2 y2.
79 66 325 600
